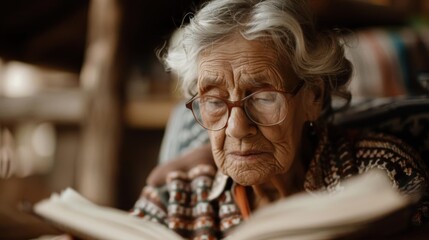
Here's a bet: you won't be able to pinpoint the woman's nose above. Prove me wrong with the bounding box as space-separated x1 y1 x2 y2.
225 108 257 138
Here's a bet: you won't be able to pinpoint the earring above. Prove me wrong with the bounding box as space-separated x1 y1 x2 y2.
302 121 318 168
305 121 317 137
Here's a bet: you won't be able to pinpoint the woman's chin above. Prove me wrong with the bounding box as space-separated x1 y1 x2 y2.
221 155 282 185
228 169 273 186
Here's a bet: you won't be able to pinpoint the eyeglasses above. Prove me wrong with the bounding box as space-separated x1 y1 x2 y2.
186 81 304 131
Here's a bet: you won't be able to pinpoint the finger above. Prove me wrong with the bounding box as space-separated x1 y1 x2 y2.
146 144 214 186
146 157 187 186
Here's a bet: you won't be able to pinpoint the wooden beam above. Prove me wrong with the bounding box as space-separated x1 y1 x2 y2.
124 97 180 129
0 90 85 124
77 0 123 206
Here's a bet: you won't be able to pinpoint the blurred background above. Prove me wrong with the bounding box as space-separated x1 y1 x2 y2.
0 0 428 238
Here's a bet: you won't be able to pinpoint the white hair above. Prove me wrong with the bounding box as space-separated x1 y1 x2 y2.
159 0 352 114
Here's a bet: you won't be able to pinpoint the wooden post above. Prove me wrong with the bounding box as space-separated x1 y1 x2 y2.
77 0 122 206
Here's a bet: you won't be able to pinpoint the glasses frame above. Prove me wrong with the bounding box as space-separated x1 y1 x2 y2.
185 81 305 131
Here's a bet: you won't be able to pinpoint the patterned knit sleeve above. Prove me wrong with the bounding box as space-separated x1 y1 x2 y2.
130 185 169 225
354 132 429 226
130 164 219 239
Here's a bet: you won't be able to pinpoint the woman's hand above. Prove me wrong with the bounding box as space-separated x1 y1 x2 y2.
146 143 215 187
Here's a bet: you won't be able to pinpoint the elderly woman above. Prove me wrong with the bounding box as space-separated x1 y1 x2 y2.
132 0 429 239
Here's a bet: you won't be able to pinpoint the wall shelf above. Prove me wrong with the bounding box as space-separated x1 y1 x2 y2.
124 96 181 129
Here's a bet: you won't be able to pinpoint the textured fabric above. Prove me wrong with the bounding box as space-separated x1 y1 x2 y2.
158 102 209 164
335 96 429 164
132 127 429 239
304 127 429 226
132 165 243 240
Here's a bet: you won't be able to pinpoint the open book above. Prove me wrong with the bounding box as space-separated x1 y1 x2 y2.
34 170 417 240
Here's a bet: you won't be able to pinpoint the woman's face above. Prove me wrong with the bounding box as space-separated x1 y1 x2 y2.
197 35 313 186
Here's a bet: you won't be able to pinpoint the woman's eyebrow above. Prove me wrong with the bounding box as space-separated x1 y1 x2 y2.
199 74 225 91
241 73 279 89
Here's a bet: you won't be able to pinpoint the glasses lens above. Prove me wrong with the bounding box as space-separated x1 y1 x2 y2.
244 91 287 125
192 96 229 130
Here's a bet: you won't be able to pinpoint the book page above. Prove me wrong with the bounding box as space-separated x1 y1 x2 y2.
35 170 414 240
227 170 413 240
34 188 183 240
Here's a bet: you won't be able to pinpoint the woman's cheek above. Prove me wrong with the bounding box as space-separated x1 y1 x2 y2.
259 125 289 143
208 131 226 166
259 124 297 168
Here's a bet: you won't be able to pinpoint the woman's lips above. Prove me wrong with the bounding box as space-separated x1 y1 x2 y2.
228 150 268 161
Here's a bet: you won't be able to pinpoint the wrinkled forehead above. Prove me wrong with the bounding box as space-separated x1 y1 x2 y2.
198 34 280 70
197 35 299 91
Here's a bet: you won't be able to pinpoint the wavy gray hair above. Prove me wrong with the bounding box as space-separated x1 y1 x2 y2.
159 0 352 117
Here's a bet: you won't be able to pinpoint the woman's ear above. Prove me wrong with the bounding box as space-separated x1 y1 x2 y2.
303 79 324 121
310 78 324 102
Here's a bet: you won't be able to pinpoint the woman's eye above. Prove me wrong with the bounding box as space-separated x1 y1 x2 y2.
202 97 224 109
252 93 276 103
208 98 223 105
